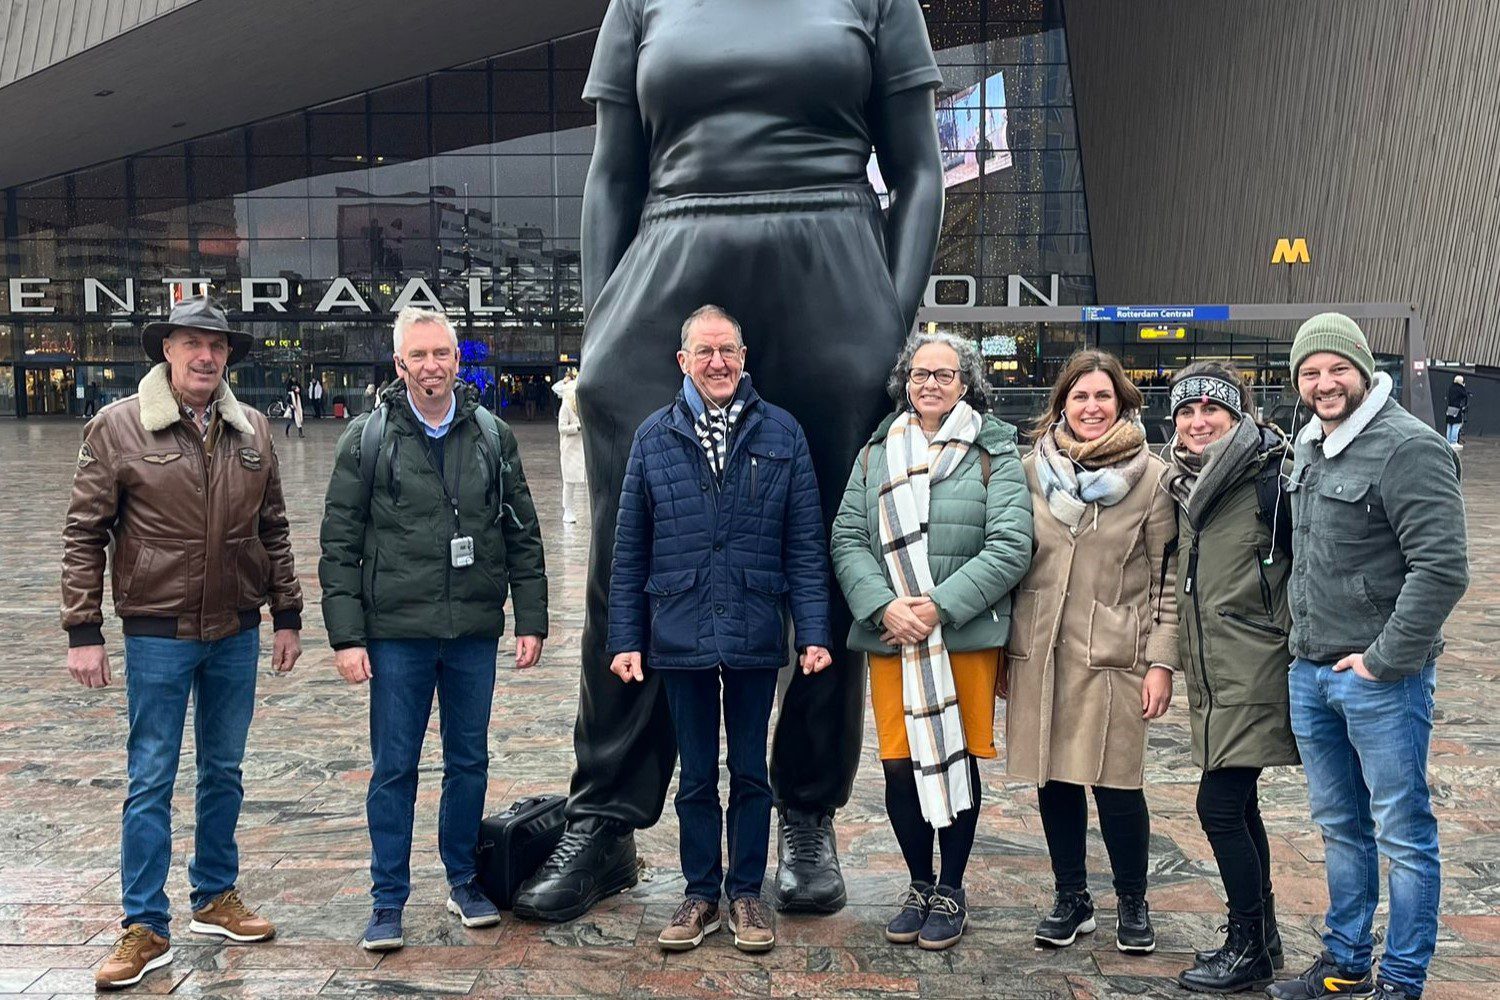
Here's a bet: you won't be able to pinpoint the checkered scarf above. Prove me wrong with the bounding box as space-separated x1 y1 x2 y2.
692 390 746 481
877 401 983 828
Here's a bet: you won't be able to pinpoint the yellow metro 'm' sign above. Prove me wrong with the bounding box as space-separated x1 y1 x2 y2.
1271 238 1310 264
1139 326 1186 340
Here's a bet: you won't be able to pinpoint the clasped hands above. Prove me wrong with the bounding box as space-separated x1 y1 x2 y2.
879 595 941 646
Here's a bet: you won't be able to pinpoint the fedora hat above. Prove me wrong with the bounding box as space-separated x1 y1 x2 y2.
142 295 253 366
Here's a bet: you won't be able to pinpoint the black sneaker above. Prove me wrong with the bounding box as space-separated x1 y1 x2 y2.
918 885 968 951
884 881 933 945
511 817 639 923
1034 890 1095 948
1115 893 1155 954
1372 981 1418 1000
771 808 847 914
1266 951 1374 999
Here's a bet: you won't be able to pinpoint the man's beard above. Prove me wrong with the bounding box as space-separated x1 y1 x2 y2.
1306 381 1367 422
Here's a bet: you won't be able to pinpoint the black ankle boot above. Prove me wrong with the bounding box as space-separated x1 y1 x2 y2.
1264 891 1284 970
1178 913 1275 994
771 808 846 914
1194 894 1283 970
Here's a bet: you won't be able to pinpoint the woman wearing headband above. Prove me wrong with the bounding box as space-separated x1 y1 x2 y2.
1005 349 1178 956
1163 361 1298 994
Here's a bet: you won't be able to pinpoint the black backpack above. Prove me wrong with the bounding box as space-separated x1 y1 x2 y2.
357 402 511 515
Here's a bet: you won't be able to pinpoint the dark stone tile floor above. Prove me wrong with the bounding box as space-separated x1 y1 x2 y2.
0 417 1495 998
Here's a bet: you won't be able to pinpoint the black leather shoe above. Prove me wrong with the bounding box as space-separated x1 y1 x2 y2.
1115 893 1155 954
511 817 639 923
1177 913 1274 993
771 808 846 914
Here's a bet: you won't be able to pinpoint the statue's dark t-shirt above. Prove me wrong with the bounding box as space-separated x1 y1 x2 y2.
584 0 942 198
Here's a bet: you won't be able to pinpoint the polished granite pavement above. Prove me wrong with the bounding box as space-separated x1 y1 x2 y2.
0 416 1496 999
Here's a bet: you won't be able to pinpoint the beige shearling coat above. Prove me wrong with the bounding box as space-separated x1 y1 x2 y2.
1004 449 1179 789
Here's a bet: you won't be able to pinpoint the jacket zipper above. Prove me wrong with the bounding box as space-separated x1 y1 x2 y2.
1218 609 1288 637
750 455 758 499
1254 551 1273 617
1187 540 1214 750
184 426 212 635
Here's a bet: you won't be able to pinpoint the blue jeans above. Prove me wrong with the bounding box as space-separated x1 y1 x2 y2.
661 667 779 901
1446 422 1462 444
121 629 260 937
1289 658 1440 995
366 636 498 909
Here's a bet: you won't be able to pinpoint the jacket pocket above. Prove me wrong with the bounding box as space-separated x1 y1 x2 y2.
362 549 382 613
746 444 789 501
1313 478 1372 539
117 541 187 613
646 568 698 655
231 538 271 610
1006 588 1039 660
1087 600 1141 671
742 567 790 655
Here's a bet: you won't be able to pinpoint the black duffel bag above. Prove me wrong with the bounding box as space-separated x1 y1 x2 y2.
475 795 566 909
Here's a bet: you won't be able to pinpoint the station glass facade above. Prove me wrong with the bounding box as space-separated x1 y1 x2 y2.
0 0 1091 417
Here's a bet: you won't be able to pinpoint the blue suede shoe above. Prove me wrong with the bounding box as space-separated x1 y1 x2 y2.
884 881 933 944
447 880 502 928
360 908 403 952
918 885 968 951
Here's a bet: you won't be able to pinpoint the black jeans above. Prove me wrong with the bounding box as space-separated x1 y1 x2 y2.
1036 781 1149 897
1196 766 1271 920
661 667 779 901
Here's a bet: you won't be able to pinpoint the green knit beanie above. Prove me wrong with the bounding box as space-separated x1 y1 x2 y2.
1290 312 1375 385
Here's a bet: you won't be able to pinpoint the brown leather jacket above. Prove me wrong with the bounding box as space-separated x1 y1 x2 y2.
61 364 303 646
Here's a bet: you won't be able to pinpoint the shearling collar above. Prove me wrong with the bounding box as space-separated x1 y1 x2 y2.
137 362 254 436
1297 371 1393 458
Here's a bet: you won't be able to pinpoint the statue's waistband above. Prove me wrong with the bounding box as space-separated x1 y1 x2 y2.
641 184 879 223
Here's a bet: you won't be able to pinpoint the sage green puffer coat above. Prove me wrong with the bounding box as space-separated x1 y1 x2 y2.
1174 427 1299 771
831 411 1034 654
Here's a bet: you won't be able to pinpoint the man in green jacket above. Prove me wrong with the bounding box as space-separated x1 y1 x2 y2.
319 307 548 953
1270 314 1468 1000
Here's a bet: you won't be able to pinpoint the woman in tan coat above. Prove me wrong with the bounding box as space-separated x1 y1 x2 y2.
1005 349 1178 955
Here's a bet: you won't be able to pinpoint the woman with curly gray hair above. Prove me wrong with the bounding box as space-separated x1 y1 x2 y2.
830 331 1034 950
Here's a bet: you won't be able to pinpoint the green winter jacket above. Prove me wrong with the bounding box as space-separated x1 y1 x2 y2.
318 383 548 648
831 411 1034 654
1174 426 1299 771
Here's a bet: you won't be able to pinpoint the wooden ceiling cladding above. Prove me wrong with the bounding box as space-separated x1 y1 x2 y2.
0 0 199 86
1064 0 1500 366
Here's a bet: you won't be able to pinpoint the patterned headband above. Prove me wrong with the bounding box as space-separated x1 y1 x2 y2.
1170 374 1244 418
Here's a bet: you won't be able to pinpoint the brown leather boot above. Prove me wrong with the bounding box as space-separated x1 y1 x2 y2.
95 924 173 990
189 889 276 942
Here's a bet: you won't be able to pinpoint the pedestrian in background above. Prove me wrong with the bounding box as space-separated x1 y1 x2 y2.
554 369 587 524
1445 374 1470 448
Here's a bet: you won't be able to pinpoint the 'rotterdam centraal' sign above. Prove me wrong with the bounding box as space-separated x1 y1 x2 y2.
2 277 521 316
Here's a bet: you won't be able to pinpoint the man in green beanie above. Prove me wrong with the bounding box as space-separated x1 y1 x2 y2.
1269 313 1468 1000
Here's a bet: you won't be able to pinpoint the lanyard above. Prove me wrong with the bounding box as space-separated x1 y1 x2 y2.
419 433 464 536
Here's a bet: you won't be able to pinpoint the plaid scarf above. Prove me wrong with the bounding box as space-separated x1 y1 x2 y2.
877 402 983 828
686 377 746 481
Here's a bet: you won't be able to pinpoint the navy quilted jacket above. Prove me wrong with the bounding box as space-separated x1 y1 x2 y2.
607 383 831 669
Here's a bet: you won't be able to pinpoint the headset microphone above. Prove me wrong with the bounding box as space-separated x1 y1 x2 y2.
396 357 435 395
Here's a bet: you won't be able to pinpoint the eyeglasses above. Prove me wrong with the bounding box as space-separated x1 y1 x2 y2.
908 367 959 386
689 345 744 362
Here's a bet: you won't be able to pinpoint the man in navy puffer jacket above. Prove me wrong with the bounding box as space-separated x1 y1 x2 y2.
609 304 832 953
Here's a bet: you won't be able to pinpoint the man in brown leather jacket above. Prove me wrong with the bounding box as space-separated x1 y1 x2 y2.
59 296 303 991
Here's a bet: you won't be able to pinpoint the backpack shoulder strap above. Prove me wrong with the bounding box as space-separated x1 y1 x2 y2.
1255 455 1293 556
473 406 508 487
358 404 387 509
